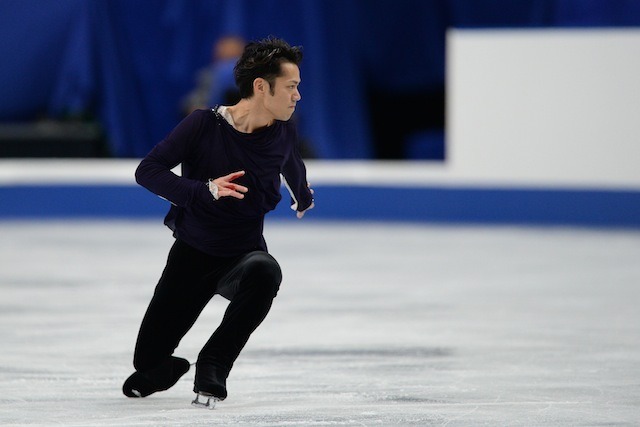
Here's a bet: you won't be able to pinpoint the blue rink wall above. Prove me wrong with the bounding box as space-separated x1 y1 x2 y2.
1 161 639 228
1 184 640 228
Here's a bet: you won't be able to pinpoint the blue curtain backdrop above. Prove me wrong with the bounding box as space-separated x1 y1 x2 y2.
1 0 639 158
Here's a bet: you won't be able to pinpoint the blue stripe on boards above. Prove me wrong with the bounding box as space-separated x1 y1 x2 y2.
0 186 166 218
1 185 639 227
286 186 640 227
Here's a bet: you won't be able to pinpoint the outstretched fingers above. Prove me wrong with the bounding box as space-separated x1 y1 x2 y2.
222 170 246 182
218 182 248 199
213 170 249 200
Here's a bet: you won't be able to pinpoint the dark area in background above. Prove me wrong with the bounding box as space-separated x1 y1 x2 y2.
368 89 446 160
0 121 109 158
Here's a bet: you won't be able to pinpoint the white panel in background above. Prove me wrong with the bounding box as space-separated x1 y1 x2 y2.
447 29 640 188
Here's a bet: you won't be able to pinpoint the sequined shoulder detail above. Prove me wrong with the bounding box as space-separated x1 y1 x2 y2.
211 105 221 120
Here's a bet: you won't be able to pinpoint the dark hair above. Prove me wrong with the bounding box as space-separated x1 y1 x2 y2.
234 37 303 98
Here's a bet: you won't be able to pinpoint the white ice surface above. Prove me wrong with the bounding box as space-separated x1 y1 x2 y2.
1 220 639 426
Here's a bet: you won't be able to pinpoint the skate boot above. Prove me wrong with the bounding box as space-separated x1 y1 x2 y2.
191 363 229 409
123 356 190 398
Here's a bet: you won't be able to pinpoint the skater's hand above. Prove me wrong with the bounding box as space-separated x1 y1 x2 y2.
296 184 314 219
208 171 248 200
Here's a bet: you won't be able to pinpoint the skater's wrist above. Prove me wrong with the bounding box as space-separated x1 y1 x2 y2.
206 179 219 201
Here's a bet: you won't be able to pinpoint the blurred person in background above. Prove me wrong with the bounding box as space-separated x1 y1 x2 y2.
123 36 314 407
181 35 245 115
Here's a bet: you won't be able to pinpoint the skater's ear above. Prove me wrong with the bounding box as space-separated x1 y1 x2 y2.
253 77 269 97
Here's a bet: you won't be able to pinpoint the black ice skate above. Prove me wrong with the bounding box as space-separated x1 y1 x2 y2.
191 363 229 409
123 356 190 398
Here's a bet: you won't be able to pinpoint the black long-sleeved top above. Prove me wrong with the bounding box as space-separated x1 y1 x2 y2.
135 108 313 256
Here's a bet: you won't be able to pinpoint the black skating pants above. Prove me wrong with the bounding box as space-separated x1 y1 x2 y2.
132 239 282 374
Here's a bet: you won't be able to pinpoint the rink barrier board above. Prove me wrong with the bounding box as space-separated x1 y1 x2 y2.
1 184 639 228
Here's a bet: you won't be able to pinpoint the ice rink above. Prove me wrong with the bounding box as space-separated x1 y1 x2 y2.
1 219 639 426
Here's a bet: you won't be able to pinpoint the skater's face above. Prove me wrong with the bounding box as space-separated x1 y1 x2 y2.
261 62 301 122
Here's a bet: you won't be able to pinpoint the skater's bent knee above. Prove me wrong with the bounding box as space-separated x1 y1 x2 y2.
245 252 282 279
243 252 282 293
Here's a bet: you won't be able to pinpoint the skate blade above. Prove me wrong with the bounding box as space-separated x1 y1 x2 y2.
191 393 220 410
